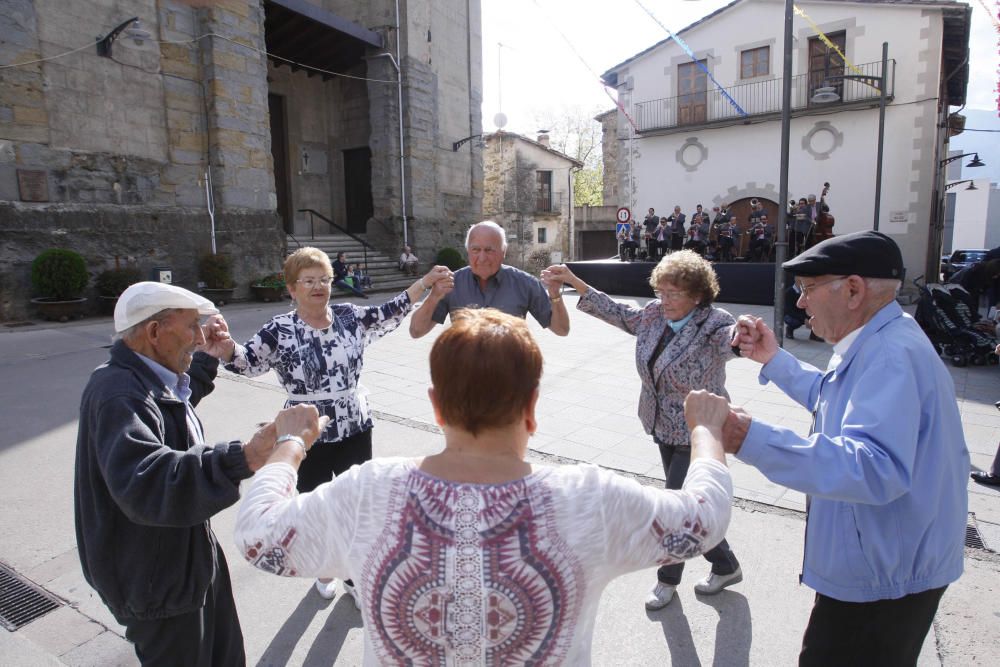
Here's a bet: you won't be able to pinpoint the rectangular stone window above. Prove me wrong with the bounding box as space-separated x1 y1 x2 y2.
740 46 769 79
536 171 553 212
537 227 547 244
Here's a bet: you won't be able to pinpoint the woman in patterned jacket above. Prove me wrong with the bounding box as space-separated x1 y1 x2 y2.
543 251 743 610
216 246 451 603
235 309 734 665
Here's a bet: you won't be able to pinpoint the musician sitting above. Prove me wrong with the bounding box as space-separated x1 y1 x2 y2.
713 208 737 263
618 225 640 262
790 198 811 257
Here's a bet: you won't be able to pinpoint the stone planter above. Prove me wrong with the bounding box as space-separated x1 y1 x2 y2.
250 285 285 302
200 288 235 306
97 294 119 316
31 297 88 322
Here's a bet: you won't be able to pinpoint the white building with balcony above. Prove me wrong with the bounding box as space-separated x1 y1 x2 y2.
600 0 971 280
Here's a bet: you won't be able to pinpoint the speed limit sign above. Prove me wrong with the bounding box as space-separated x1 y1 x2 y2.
616 207 631 223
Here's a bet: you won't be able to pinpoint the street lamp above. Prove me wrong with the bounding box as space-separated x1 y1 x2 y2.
944 179 978 191
96 17 150 58
810 42 889 230
940 152 985 169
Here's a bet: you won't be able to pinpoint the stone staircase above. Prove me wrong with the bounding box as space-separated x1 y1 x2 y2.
287 233 414 295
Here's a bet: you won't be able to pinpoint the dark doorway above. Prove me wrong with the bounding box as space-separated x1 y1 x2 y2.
343 147 374 235
268 94 292 233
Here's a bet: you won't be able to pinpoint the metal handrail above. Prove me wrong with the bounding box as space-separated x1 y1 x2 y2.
297 208 375 273
633 58 895 133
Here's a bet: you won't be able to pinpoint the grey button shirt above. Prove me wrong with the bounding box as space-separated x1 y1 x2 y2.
431 265 553 327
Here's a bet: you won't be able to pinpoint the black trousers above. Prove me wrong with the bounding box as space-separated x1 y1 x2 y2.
655 442 740 584
799 586 946 667
298 428 373 493
123 543 245 666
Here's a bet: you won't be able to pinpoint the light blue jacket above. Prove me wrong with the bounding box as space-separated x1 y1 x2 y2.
739 302 968 602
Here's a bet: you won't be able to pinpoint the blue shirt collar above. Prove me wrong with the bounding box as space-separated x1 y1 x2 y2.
667 310 696 333
136 353 192 404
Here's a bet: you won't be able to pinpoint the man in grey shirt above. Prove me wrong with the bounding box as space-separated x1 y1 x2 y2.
409 221 570 338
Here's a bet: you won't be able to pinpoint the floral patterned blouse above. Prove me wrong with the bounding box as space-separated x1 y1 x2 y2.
225 292 413 443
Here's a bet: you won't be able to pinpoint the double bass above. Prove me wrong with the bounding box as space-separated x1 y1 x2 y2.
813 182 835 244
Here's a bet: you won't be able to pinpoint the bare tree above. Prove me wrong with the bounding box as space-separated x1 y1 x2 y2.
531 104 604 206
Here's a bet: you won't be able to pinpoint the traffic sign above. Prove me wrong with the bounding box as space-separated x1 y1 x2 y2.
616 222 630 236
616 206 631 223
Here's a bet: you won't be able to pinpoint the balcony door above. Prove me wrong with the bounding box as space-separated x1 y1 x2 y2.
677 60 707 125
808 32 846 104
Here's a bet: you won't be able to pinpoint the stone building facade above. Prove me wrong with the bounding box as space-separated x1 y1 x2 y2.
0 0 482 319
482 131 581 271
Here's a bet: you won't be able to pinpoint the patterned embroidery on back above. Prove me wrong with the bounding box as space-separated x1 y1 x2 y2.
363 472 583 665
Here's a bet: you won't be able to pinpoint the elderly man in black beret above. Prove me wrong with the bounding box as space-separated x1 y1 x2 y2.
728 231 969 665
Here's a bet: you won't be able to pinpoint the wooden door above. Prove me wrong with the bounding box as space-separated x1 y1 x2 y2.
677 61 707 125
808 32 846 104
728 197 779 259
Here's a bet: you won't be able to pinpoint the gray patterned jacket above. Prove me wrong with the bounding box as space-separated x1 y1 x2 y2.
578 289 737 447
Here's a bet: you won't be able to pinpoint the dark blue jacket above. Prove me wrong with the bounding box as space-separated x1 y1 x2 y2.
74 341 252 621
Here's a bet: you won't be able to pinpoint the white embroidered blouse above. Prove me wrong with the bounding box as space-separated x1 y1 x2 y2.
235 457 732 665
224 292 413 442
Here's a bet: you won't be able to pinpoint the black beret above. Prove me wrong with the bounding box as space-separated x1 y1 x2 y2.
783 230 904 279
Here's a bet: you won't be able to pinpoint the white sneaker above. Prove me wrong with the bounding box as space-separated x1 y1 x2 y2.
694 567 743 595
343 580 361 611
644 582 676 610
314 578 337 600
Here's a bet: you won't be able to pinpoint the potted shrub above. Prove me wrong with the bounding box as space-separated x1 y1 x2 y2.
95 266 142 314
435 247 467 271
198 253 235 306
250 272 286 302
30 249 89 321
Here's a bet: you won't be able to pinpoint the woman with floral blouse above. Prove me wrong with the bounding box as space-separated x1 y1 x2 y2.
216 246 452 603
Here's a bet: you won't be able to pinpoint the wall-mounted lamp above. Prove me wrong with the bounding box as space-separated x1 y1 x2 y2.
452 134 484 152
944 180 978 191
96 17 151 58
939 152 985 169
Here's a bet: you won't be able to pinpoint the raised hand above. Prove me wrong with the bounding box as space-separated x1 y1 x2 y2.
732 315 779 365
684 390 731 431
541 264 586 295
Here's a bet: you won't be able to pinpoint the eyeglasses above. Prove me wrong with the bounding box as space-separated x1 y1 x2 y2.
296 276 333 288
654 289 690 302
797 277 844 298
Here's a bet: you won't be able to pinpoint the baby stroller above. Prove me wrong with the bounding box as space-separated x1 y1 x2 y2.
913 277 998 366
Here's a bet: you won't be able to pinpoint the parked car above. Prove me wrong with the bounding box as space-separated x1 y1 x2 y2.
941 248 988 282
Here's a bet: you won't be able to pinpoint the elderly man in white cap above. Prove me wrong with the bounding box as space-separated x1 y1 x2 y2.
74 282 283 665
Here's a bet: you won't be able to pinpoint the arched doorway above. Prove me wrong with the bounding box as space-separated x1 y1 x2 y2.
725 197 779 260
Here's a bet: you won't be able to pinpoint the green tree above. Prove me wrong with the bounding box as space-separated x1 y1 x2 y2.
531 104 604 207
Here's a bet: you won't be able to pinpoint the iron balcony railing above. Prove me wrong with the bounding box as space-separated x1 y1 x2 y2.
632 58 895 133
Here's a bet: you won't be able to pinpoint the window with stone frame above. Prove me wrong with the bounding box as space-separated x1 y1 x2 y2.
535 171 553 212
537 227 547 244
740 46 769 79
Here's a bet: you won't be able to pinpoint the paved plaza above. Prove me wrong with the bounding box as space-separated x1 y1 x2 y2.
1 290 998 665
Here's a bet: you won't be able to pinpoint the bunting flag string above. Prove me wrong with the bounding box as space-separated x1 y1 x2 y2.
604 84 639 132
973 0 999 32
633 0 748 118
792 4 876 89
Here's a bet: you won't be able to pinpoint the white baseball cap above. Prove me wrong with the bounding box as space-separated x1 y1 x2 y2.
114 282 219 333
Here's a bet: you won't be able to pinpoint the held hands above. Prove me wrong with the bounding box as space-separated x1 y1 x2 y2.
541 264 583 295
731 315 778 365
422 265 454 299
683 390 730 432
198 314 236 361
274 404 329 450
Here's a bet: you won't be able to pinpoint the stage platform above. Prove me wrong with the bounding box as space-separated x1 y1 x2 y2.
565 259 777 306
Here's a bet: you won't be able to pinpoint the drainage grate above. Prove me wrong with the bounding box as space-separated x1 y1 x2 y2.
965 513 990 551
0 562 62 631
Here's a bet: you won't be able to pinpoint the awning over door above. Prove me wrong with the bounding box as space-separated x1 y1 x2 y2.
264 0 383 79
